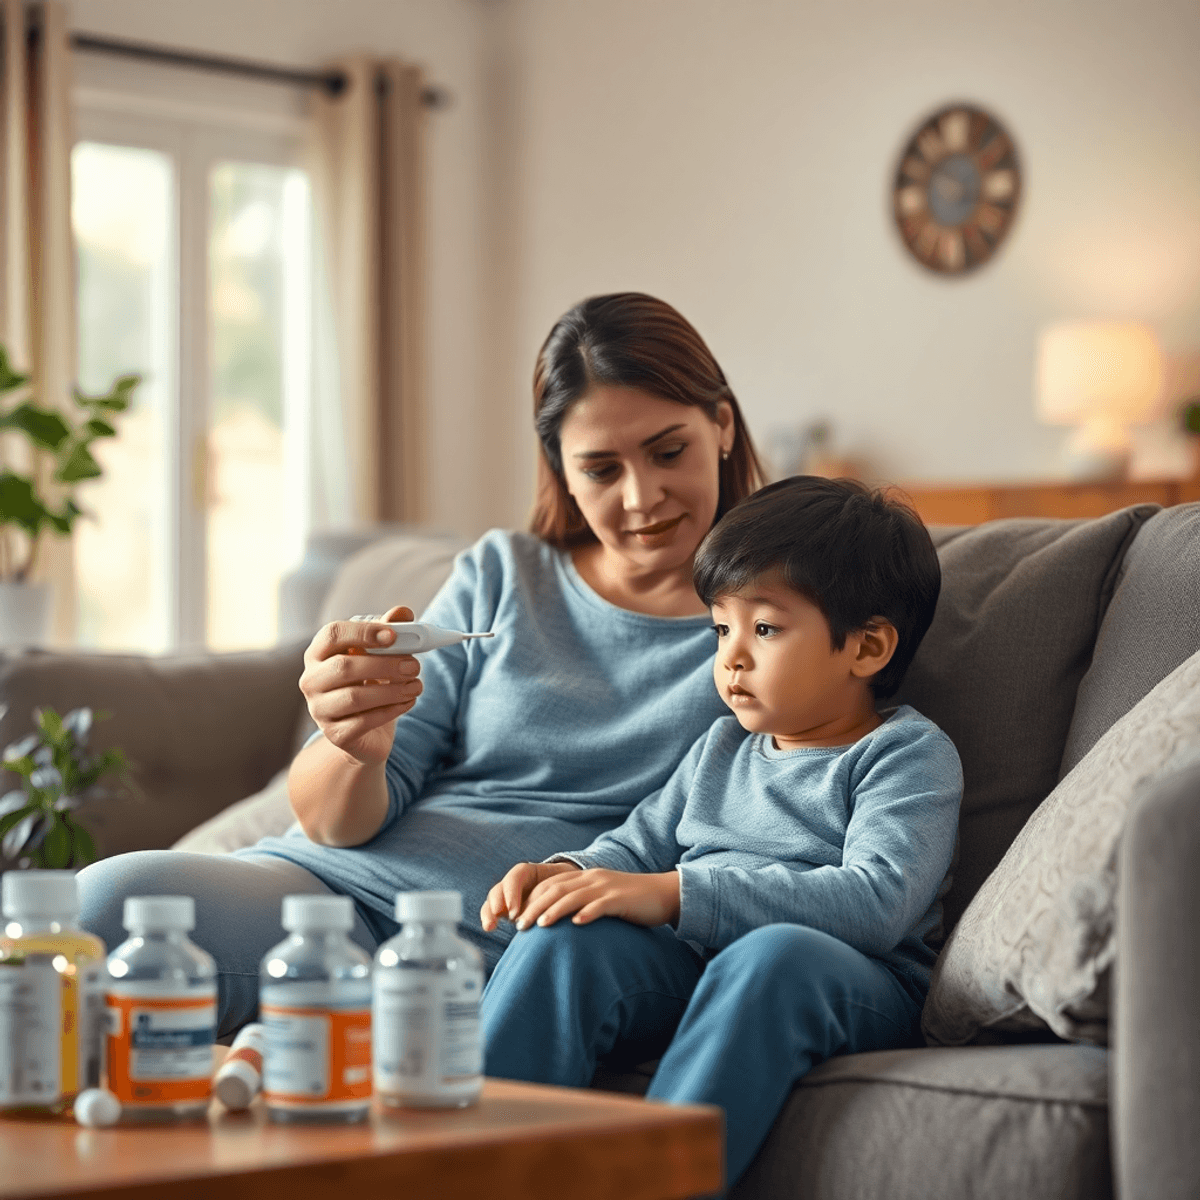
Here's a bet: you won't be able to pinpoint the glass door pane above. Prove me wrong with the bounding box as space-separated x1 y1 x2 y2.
206 162 310 651
71 142 173 653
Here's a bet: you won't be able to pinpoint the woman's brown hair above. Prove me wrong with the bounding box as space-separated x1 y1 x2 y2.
529 292 765 547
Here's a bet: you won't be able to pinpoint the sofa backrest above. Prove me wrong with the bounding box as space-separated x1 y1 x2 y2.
895 505 1158 938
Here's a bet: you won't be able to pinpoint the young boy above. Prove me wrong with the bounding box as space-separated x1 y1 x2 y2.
478 476 963 1188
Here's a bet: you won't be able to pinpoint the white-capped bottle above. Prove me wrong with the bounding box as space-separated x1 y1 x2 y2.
373 891 483 1109
259 894 372 1123
0 870 106 1113
104 896 217 1120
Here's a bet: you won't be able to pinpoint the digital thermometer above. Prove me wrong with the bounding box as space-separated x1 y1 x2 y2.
353 618 496 655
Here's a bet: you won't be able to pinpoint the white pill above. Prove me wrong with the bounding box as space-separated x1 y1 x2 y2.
75 1088 122 1127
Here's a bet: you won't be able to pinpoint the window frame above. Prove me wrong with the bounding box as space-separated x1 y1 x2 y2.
72 94 311 650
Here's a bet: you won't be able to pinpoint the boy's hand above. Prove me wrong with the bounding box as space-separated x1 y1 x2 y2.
512 868 681 931
480 861 579 931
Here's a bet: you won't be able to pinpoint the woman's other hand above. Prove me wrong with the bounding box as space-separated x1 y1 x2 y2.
299 604 424 766
480 861 579 932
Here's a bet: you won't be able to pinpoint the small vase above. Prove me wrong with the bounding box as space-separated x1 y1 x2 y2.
0 581 52 647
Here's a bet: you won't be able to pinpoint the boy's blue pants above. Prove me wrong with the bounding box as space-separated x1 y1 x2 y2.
480 919 924 1187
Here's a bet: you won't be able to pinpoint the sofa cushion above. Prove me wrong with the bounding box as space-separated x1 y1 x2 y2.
1059 501 1200 775
895 507 1156 937
922 647 1200 1045
732 1045 1110 1200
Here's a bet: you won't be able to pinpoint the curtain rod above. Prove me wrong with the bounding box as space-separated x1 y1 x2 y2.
67 32 450 108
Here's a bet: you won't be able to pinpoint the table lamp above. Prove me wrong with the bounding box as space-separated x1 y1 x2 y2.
1036 322 1163 480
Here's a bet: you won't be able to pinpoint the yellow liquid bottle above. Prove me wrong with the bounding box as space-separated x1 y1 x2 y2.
0 870 106 1114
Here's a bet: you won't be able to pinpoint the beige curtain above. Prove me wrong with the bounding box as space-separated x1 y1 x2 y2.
0 0 75 639
309 58 426 527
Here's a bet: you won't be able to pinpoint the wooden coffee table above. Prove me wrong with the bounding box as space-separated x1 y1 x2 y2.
0 1077 722 1200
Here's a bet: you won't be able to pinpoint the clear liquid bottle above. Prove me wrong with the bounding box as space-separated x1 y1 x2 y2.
373 891 484 1109
104 896 217 1121
0 870 106 1114
259 894 372 1123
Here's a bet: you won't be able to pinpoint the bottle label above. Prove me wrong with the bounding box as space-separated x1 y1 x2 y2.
0 957 62 1106
373 967 482 1095
105 984 217 1106
60 957 106 1095
260 982 371 1109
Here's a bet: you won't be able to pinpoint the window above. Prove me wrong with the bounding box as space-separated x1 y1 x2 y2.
71 83 312 652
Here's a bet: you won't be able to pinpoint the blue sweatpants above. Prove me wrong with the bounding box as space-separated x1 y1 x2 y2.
480 919 924 1187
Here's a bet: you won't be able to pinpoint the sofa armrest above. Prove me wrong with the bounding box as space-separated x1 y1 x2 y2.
1114 756 1200 1200
0 642 307 861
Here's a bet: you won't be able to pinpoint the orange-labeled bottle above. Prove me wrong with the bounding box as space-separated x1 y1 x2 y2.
104 896 216 1121
259 895 372 1123
0 870 106 1114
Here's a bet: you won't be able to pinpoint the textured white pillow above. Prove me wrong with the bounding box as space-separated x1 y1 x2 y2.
923 646 1200 1045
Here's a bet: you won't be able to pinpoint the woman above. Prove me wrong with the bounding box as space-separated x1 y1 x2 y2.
78 292 765 1034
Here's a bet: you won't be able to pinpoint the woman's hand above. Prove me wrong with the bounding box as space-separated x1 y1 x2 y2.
299 603 424 766
484 864 681 932
480 861 579 931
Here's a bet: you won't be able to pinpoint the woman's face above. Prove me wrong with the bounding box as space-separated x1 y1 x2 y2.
558 385 735 579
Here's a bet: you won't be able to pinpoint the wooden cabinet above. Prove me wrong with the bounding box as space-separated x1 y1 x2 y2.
898 479 1200 526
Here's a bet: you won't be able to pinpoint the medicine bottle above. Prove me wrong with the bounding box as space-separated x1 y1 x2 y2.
259 894 372 1123
373 890 483 1109
0 870 106 1114
104 896 217 1121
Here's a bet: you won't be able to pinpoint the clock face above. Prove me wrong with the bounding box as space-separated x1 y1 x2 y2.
892 104 1021 275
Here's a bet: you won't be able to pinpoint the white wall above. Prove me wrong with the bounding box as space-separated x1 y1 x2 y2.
494 0 1200 513
65 0 1200 534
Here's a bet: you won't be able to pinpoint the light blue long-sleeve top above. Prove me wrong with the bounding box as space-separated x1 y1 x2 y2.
554 707 963 988
246 529 730 969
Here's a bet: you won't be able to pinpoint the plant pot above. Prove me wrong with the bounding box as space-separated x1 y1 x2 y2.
0 581 52 646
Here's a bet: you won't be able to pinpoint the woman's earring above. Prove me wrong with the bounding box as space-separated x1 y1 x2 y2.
721 450 730 462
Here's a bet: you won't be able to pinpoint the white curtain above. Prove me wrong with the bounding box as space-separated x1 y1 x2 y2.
0 0 75 640
307 57 426 529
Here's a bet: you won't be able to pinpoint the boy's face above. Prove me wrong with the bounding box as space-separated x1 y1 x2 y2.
710 572 892 750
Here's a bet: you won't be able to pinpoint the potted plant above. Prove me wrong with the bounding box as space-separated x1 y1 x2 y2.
0 344 139 643
0 705 129 868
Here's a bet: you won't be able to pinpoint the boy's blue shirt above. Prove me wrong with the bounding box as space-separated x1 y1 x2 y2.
555 706 963 988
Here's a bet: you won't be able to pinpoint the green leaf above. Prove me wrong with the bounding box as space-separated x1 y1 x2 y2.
2 753 35 777
0 402 70 450
83 418 117 438
70 820 97 867
0 805 35 836
53 442 102 483
0 472 47 534
1183 402 1200 436
0 347 29 392
38 819 71 869
36 707 65 743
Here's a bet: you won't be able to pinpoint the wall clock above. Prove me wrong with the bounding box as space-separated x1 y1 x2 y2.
892 103 1021 276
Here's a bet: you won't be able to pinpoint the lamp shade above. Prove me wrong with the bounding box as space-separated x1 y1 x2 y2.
1036 322 1163 427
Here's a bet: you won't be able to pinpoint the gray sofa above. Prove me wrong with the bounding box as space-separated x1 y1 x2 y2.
1 505 1197 1200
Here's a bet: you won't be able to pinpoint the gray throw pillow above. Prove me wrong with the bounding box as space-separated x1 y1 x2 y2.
922 647 1200 1045
897 506 1157 937
1058 501 1200 776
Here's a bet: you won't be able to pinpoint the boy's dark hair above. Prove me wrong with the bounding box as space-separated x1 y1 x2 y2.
692 475 941 699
